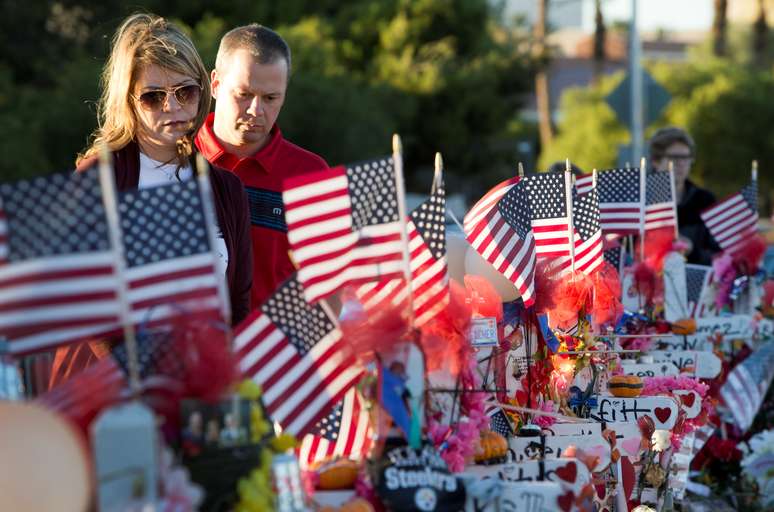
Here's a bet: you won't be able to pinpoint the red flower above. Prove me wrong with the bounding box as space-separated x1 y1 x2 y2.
706 437 742 462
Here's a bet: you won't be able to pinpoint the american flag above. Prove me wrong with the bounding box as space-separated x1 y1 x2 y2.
597 168 644 235
720 341 774 432
644 170 677 231
575 173 594 194
356 180 449 326
233 275 362 437
464 178 537 306
485 395 513 437
0 172 121 355
700 181 758 255
522 172 572 258
685 264 712 317
36 331 182 425
604 245 625 275
568 187 604 274
297 387 372 469
119 180 223 327
283 157 405 303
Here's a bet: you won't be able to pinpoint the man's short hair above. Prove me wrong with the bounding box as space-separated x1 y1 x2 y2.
649 126 695 161
215 24 291 74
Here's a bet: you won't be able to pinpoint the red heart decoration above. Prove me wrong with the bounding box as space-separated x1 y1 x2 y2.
558 491 574 512
620 456 636 500
555 462 577 483
680 392 696 408
654 407 671 424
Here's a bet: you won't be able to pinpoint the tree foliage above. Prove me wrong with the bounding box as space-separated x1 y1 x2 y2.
540 54 773 212
0 0 533 196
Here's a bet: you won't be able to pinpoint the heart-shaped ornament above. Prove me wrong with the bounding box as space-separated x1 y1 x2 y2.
680 392 696 408
654 407 671 424
558 490 574 512
555 461 577 483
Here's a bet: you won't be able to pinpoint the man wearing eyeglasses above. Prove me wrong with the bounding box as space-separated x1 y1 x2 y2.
649 126 720 265
196 24 328 308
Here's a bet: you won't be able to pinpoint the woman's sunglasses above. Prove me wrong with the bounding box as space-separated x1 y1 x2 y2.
133 83 202 111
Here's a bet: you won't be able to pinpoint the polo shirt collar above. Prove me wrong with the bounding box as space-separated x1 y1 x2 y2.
196 112 285 174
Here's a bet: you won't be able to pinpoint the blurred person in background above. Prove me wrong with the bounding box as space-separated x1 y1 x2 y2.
49 13 252 389
196 24 328 309
649 126 720 265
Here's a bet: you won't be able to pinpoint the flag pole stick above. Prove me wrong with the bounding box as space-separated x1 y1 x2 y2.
668 161 679 241
392 134 415 328
565 158 576 273
97 144 142 396
752 160 758 184
195 155 233 331
433 152 443 195
639 158 647 263
518 161 525 177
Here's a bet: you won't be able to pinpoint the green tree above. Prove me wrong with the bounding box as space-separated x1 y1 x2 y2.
0 0 534 200
540 56 773 213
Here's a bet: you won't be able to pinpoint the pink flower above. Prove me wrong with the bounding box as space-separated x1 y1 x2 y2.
532 401 557 428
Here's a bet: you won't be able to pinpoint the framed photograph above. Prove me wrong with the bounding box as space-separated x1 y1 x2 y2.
179 398 252 459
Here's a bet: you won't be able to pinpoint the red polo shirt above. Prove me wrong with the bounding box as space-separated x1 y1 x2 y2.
195 113 328 308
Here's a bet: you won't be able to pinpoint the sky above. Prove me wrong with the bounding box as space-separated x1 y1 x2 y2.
506 0 715 33
585 0 714 32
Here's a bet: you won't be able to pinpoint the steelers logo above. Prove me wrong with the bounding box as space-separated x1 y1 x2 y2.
414 487 437 511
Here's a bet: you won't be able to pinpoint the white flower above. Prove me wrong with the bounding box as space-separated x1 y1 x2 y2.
651 430 670 452
632 506 656 512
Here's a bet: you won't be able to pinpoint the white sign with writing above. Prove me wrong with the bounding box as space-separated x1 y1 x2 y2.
695 314 754 338
509 434 611 472
620 362 679 378
463 458 591 495
466 481 568 512
673 390 702 419
540 420 645 461
541 422 601 437
663 252 689 322
470 317 498 347
590 395 679 429
649 350 722 378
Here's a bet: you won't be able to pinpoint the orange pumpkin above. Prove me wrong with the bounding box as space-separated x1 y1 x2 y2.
340 498 375 512
671 318 697 335
608 374 643 398
475 430 508 463
316 458 359 490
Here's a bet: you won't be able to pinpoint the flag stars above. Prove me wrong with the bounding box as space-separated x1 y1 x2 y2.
347 157 399 229
1 171 111 260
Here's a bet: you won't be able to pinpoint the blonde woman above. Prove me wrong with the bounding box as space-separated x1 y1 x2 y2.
51 14 252 386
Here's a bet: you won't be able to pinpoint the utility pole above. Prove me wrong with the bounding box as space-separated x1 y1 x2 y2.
535 0 554 149
630 0 643 164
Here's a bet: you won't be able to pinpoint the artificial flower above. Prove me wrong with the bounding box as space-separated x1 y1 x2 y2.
651 430 670 452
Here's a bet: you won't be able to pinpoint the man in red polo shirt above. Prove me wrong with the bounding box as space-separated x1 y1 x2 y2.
196 24 327 308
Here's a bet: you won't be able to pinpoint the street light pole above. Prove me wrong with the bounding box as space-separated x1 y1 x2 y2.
630 0 644 164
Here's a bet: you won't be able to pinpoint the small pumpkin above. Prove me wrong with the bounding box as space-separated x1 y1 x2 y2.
475 430 508 463
608 374 643 398
316 458 359 490
671 318 697 335
340 498 375 512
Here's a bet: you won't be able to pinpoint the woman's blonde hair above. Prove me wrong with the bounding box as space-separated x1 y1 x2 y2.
78 13 211 167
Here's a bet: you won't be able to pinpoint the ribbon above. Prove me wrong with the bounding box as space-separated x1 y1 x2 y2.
568 385 598 409
538 313 560 353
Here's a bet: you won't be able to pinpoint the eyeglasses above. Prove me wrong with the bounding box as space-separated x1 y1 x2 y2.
664 153 693 162
133 84 202 111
